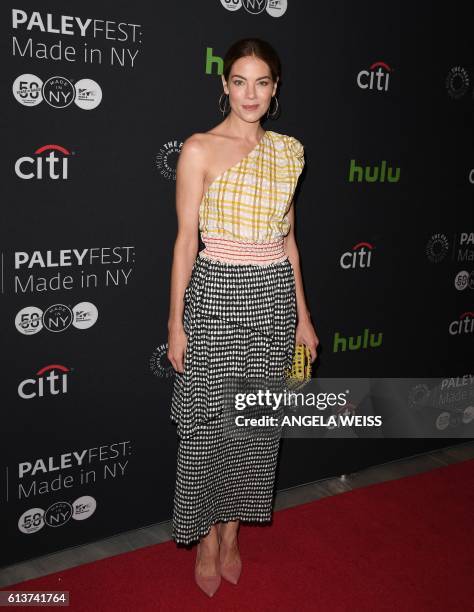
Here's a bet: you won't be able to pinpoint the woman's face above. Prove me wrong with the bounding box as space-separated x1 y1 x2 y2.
223 56 278 122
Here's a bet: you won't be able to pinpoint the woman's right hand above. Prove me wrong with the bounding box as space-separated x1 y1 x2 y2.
167 325 188 374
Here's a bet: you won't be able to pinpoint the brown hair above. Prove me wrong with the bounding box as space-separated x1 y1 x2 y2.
223 37 282 84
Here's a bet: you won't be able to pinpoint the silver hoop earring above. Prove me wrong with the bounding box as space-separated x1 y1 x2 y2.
219 92 230 116
266 96 279 119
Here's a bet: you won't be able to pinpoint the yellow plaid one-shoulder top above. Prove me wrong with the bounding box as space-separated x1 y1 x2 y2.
199 130 304 243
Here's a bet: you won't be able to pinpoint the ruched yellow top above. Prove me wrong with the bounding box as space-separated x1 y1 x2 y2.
199 130 304 243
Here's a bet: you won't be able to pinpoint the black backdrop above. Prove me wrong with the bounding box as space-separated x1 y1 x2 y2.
2 1 473 568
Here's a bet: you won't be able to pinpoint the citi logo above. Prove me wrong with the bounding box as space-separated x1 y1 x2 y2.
348 159 400 183
340 242 375 269
18 363 71 399
449 311 474 335
357 61 393 91
15 144 72 179
333 328 383 352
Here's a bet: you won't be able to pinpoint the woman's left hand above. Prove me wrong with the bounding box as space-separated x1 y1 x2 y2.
295 317 319 363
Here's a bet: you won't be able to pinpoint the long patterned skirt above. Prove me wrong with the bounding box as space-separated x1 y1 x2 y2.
170 250 297 545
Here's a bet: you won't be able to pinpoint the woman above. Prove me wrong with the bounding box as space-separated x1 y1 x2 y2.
167 37 319 597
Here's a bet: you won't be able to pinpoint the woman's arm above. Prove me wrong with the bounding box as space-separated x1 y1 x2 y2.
167 135 206 373
284 200 319 362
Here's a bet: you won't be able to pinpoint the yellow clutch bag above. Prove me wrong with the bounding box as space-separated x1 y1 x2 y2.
285 343 312 388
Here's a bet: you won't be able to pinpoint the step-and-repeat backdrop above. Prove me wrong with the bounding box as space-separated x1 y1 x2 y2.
2 2 473 567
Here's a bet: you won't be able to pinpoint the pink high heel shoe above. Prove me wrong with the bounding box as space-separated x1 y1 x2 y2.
194 542 221 597
218 527 242 585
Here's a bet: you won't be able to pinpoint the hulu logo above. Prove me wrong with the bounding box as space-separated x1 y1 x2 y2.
333 328 383 352
348 159 400 182
205 47 223 74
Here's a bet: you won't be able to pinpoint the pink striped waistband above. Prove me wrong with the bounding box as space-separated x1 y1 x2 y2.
198 234 287 265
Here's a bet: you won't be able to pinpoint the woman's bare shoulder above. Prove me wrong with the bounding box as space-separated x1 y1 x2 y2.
175 134 208 177
179 132 217 162
185 130 225 148
179 131 226 174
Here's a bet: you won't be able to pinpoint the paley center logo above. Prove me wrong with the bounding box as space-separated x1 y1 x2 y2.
445 66 470 100
425 232 473 292
149 342 177 379
357 61 394 92
15 144 74 180
340 241 375 269
426 233 450 263
18 363 72 399
155 138 183 182
12 74 102 109
426 232 473 264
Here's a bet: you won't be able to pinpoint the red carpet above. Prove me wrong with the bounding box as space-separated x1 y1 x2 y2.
6 459 474 611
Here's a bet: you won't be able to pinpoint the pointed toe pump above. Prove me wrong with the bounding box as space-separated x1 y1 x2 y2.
220 558 242 585
194 543 221 597
218 528 242 585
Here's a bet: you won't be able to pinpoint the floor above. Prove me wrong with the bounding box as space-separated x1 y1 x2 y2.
2 440 473 588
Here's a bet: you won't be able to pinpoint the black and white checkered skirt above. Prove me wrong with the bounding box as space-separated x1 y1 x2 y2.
170 252 297 545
